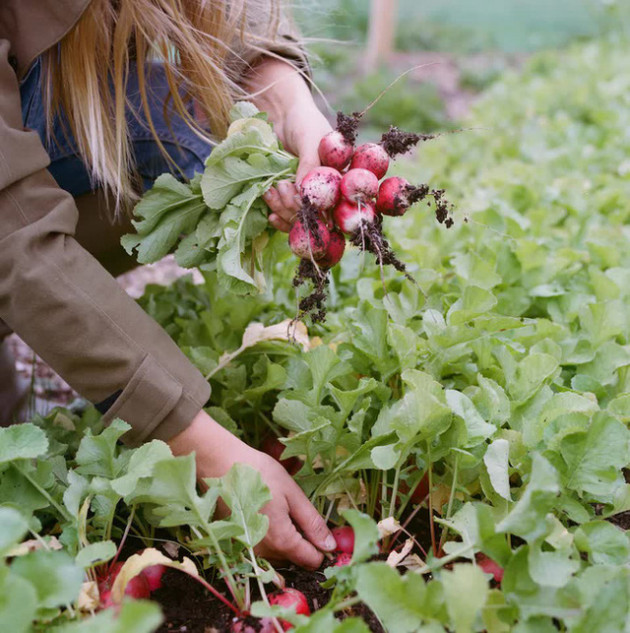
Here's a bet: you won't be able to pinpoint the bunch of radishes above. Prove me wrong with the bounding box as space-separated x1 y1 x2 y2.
288 114 452 321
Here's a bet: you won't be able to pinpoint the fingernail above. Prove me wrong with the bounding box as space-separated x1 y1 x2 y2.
324 535 337 551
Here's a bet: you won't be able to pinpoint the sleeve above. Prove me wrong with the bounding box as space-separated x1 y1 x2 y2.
225 0 311 81
0 40 210 446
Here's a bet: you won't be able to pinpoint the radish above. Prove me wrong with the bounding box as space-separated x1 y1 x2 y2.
476 554 504 584
340 168 379 204
141 564 166 592
231 618 274 633
333 200 376 235
269 588 310 630
261 434 302 476
316 229 345 269
98 561 150 608
318 131 353 171
300 167 342 213
331 526 355 555
376 177 424 216
350 143 389 179
334 552 353 567
288 218 330 260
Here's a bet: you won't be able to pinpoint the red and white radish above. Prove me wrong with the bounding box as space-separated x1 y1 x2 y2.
318 131 353 171
300 167 342 213
288 218 330 260
269 588 310 630
316 229 345 269
350 143 389 179
476 553 504 584
98 561 151 608
231 618 274 633
334 552 353 567
340 168 379 204
331 526 355 555
141 564 166 592
333 200 376 235
376 177 426 216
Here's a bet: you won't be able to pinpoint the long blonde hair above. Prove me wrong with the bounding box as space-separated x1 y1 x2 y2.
42 0 300 210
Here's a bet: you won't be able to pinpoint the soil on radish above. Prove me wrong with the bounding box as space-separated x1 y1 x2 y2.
380 126 435 158
336 111 362 145
292 258 329 323
349 217 412 281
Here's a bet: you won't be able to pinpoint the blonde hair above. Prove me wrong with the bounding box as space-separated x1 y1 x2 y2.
42 0 298 210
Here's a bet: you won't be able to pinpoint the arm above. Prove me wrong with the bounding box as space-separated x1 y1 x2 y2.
0 40 209 446
0 40 334 568
243 57 333 232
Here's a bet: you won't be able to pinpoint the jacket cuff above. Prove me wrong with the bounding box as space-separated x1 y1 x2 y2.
102 354 210 446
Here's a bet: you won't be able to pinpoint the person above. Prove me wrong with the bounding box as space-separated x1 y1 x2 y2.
0 0 336 569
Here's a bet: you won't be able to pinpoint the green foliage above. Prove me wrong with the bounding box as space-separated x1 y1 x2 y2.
122 103 297 295
5 34 630 633
339 73 450 136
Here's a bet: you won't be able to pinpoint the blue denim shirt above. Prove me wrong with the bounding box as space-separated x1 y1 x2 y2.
20 59 213 196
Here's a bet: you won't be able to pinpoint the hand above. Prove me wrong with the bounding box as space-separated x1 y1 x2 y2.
168 410 336 569
243 58 333 232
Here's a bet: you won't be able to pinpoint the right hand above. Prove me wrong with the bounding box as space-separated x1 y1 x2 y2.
168 410 336 569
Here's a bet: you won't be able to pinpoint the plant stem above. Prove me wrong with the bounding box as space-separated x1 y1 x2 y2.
388 457 404 518
427 458 437 558
195 512 245 612
12 463 72 522
415 542 474 575
110 506 135 570
438 454 459 553
333 596 362 612
191 573 242 616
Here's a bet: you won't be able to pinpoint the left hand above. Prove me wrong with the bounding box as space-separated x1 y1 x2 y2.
243 58 333 232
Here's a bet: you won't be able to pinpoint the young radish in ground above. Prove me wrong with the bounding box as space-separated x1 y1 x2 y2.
269 588 311 630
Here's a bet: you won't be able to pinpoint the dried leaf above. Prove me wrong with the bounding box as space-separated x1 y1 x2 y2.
241 320 310 352
111 548 198 604
378 517 402 539
386 539 414 567
7 536 62 558
77 581 100 612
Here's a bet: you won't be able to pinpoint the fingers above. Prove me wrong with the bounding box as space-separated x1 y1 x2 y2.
268 213 292 233
263 182 301 233
295 154 320 187
260 516 325 570
287 482 336 554
276 181 301 212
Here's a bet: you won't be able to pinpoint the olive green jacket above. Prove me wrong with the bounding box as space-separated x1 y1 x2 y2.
0 0 305 445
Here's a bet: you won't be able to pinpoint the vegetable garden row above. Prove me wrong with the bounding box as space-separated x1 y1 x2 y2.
2 36 630 633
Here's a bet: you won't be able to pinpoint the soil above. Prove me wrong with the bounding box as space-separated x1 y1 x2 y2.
610 512 630 531
153 506 435 633
153 560 385 633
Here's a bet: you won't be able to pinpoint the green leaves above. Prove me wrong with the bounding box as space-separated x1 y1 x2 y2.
342 510 380 564
0 508 28 555
10 550 83 610
354 563 436 633
497 454 559 542
213 464 271 548
555 412 630 502
0 424 48 463
121 174 206 264
123 102 298 294
441 565 489 633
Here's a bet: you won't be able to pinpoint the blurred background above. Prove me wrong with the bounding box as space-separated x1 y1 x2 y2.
293 0 629 135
